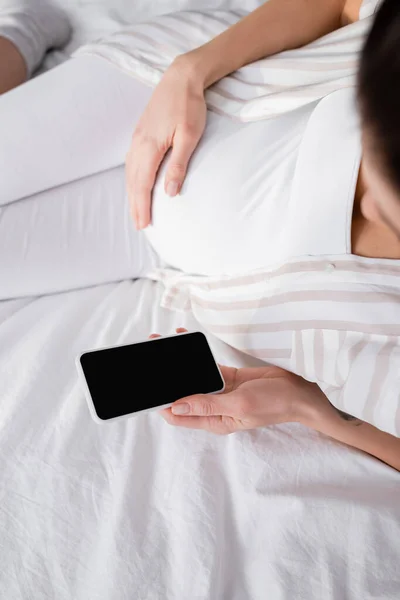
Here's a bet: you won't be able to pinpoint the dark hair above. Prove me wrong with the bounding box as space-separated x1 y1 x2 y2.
358 0 400 192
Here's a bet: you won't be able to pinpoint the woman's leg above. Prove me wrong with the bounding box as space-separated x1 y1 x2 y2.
0 55 160 299
0 55 154 205
0 0 71 86
0 36 26 93
0 167 160 300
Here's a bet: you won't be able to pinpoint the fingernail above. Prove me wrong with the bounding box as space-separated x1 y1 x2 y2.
172 403 189 415
167 181 179 197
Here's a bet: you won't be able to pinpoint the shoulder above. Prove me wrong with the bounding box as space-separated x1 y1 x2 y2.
340 0 365 26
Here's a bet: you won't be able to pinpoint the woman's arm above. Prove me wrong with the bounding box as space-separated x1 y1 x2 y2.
303 397 400 472
127 0 348 230
180 0 347 87
151 332 400 472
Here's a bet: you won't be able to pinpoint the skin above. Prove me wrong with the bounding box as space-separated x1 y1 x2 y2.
352 147 400 259
0 37 27 94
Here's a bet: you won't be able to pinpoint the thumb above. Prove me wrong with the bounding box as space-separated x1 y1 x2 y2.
165 128 199 197
171 392 232 417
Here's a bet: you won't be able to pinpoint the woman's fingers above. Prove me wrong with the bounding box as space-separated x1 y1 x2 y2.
170 386 240 417
127 136 166 230
164 128 201 197
128 127 199 227
159 408 234 435
126 62 207 228
148 328 187 340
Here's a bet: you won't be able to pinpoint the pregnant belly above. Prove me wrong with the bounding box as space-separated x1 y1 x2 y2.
144 107 312 276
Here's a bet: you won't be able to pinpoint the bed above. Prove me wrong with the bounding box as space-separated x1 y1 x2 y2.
1 1 400 599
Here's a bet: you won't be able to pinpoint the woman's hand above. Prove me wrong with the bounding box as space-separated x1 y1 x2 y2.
161 364 319 435
149 331 400 471
126 57 207 230
126 0 348 232
149 330 323 435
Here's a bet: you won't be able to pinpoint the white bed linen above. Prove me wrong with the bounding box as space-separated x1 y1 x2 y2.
1 280 400 600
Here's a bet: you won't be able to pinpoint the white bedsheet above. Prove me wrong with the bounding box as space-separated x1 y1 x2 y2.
1 280 400 599
2 1 400 598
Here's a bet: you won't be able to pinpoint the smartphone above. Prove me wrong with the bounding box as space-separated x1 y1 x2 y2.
76 331 225 424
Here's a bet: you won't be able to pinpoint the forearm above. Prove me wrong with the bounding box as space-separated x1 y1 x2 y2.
179 0 345 88
302 389 400 472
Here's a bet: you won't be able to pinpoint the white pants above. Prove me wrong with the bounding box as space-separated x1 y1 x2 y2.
0 55 312 300
0 56 162 300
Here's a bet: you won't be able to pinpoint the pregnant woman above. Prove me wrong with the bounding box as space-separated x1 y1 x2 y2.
1 0 400 469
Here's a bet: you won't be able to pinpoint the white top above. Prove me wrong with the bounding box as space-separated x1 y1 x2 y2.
143 88 360 275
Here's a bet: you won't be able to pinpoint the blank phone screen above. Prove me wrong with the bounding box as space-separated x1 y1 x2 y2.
79 332 224 421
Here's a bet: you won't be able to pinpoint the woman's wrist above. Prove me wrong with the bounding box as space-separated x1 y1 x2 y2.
296 382 364 434
305 404 400 472
172 47 224 90
170 53 204 87
285 378 330 427
295 383 400 472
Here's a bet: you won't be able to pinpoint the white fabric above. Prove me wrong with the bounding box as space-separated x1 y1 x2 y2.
110 0 265 25
360 0 381 18
39 0 266 72
1 280 400 600
0 56 153 207
0 166 161 297
158 251 400 437
0 55 317 297
75 0 381 122
0 0 71 76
